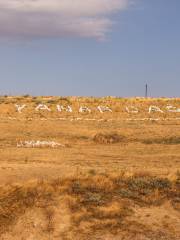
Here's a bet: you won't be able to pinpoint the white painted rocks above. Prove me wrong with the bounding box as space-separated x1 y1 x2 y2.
15 104 26 113
17 140 65 148
14 104 113 114
97 106 112 113
13 104 180 115
57 105 73 113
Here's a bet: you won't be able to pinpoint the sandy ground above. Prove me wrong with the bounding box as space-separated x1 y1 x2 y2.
0 97 180 239
0 117 180 185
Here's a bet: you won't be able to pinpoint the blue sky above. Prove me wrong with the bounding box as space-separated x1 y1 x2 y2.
0 0 179 97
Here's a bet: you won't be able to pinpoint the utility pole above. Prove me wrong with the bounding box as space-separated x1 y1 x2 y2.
145 84 148 98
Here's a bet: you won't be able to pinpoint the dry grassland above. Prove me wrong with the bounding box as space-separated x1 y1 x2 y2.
0 96 179 239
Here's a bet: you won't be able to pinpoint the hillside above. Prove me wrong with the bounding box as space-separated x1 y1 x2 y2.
0 96 179 240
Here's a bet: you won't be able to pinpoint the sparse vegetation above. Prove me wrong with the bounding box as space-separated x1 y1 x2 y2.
142 136 180 145
0 173 179 239
93 132 125 144
22 94 31 98
0 97 179 239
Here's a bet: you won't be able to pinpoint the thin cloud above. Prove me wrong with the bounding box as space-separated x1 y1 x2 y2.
0 0 130 39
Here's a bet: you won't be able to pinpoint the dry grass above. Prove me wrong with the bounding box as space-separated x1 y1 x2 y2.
0 181 54 234
0 97 180 239
93 132 125 144
0 173 179 239
142 136 180 145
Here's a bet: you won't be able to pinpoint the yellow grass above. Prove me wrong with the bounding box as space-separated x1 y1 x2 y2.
0 173 179 239
0 97 180 239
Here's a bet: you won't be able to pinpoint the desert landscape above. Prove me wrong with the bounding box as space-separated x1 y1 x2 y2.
1 0 179 239
0 96 179 240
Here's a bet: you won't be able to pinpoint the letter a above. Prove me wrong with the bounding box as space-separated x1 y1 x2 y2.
149 106 163 113
36 104 51 111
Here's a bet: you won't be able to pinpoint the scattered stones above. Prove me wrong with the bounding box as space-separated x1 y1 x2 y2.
166 105 180 113
149 106 164 113
79 106 91 113
17 140 65 148
12 103 180 115
15 104 26 113
57 105 73 113
35 104 51 112
97 106 112 113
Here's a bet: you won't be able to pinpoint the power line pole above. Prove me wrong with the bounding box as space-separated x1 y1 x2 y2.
145 84 148 98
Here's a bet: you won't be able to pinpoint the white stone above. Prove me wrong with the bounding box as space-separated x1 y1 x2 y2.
17 140 65 148
35 104 51 112
57 105 73 113
148 106 164 113
166 105 180 113
97 106 112 113
15 104 26 113
79 106 91 113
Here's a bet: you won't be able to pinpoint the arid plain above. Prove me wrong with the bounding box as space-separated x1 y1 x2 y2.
0 96 180 240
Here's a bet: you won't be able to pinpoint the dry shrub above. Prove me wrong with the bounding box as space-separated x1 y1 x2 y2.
86 175 114 193
95 201 130 220
0 180 54 235
176 170 180 185
0 173 179 239
142 136 180 145
133 170 154 178
70 175 114 196
93 132 125 144
116 175 173 207
44 207 55 234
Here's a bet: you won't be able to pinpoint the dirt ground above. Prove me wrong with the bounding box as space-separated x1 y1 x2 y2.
0 117 180 184
0 97 180 239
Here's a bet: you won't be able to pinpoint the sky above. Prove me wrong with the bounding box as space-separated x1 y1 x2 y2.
0 0 179 97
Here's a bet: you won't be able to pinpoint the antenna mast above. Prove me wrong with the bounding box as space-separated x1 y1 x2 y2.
145 84 148 98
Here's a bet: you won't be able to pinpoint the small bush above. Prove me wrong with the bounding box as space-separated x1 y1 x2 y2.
176 171 180 186
93 133 125 144
88 169 97 176
126 176 171 192
46 99 59 104
118 189 139 199
83 192 104 205
22 94 30 98
0 174 179 238
58 97 71 103
142 137 180 145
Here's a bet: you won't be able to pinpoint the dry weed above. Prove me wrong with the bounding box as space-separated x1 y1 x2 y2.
0 173 179 239
93 133 125 144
